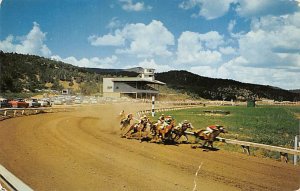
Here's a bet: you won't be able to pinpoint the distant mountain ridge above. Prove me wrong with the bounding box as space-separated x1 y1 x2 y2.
155 70 299 101
0 52 299 101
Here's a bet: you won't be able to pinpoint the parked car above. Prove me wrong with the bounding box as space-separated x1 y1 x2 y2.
9 98 29 108
0 98 12 108
74 97 82 104
38 98 51 107
53 99 63 105
26 98 41 108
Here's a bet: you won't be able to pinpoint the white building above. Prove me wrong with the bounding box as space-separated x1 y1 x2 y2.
103 68 165 98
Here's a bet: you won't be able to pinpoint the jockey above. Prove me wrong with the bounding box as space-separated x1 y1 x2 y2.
120 113 133 130
119 110 125 118
206 125 222 133
139 115 149 131
158 114 165 123
176 120 193 142
157 114 167 130
126 113 133 120
165 115 173 125
179 120 194 130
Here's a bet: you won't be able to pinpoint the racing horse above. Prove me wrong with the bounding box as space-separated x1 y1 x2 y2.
193 126 227 149
120 113 133 131
152 119 177 143
172 122 193 143
123 118 151 140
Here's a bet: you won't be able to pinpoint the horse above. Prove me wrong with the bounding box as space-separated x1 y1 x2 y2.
120 114 133 131
123 119 151 140
193 126 227 149
153 119 177 143
173 123 193 143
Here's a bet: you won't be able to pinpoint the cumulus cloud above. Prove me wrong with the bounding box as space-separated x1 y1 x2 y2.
238 13 300 67
219 46 236 55
0 22 51 57
89 20 175 58
119 0 152 12
176 31 224 65
227 20 236 33
88 31 125 46
236 0 299 18
214 11 300 89
106 17 122 30
179 0 299 20
217 58 300 90
51 55 119 68
179 0 237 20
124 58 173 72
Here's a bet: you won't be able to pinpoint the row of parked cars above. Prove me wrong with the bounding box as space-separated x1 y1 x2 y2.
0 98 51 108
0 95 123 108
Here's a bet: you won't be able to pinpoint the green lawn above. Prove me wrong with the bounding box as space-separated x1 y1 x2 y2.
151 105 300 147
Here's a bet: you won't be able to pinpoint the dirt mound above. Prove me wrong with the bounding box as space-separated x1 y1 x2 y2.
0 103 299 191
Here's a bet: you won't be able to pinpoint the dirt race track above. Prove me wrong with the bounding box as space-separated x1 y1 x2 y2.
0 103 299 191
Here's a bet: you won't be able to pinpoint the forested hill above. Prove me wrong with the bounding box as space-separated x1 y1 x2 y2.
0 52 299 101
155 71 299 101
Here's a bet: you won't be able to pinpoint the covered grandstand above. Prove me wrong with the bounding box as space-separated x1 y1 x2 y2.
102 68 165 99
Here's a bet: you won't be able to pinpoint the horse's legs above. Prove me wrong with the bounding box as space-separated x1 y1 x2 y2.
209 141 214 149
183 134 189 142
201 140 207 148
123 125 133 137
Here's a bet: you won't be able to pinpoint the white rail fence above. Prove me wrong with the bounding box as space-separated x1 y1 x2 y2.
216 137 300 164
137 106 300 165
0 165 33 191
0 107 75 121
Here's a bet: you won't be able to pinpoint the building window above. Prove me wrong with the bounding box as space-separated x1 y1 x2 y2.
116 86 119 89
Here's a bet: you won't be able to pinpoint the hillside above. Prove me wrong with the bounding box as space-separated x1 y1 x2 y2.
0 52 299 101
156 71 299 101
0 52 112 95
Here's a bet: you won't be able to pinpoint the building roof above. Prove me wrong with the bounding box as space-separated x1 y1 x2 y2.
111 77 165 85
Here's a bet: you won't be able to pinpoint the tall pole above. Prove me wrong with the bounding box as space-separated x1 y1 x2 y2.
294 135 298 165
294 120 300 165
152 96 155 117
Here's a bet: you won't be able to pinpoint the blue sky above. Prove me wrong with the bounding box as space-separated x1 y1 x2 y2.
0 0 300 90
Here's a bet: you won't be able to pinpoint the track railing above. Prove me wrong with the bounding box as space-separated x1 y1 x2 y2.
137 106 300 164
0 107 75 121
216 137 300 163
0 165 33 191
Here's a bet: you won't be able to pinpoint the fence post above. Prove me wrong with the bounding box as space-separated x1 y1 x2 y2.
151 96 155 117
294 135 298 165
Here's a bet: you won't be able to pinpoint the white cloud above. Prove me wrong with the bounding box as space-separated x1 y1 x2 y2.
124 58 172 72
190 65 217 78
176 31 223 65
0 22 51 57
89 20 175 58
236 0 299 18
88 31 125 46
214 11 300 89
118 20 174 57
238 13 300 67
119 0 152 12
106 17 122 30
219 46 236 55
51 55 118 68
227 20 236 33
217 58 300 90
179 0 237 20
179 0 299 20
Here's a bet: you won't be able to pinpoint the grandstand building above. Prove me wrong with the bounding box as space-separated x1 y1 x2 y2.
102 68 165 99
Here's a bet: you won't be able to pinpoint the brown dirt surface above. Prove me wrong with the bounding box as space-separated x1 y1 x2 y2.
0 103 299 191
